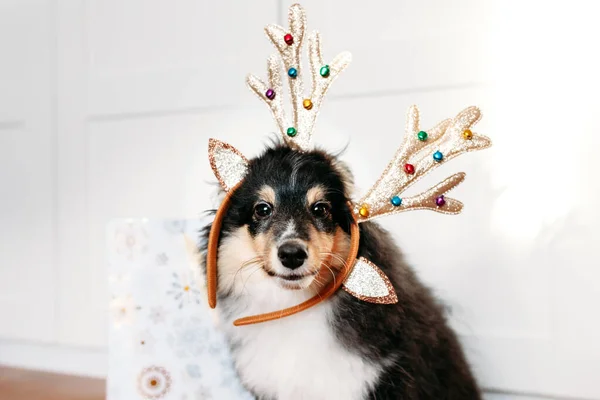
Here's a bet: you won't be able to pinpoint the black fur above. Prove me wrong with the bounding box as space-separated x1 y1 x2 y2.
219 145 353 239
201 145 480 399
336 221 480 399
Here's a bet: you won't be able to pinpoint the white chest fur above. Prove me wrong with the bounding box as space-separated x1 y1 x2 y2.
219 285 381 400
215 229 382 399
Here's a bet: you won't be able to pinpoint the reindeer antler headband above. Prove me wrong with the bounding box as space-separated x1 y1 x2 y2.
206 4 491 326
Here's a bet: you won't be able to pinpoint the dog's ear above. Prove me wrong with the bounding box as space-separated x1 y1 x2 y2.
208 139 249 192
331 158 355 197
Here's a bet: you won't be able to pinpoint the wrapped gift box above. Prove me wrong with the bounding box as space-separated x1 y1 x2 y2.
106 218 252 400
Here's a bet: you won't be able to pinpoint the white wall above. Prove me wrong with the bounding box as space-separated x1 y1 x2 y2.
1 1 599 399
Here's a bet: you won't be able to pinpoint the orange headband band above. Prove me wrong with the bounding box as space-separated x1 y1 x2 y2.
204 3 491 326
205 184 360 326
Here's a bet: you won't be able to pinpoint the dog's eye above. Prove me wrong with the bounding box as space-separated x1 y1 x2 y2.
311 202 331 219
254 202 273 219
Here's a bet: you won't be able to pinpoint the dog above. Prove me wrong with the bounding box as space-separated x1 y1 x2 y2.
200 143 480 399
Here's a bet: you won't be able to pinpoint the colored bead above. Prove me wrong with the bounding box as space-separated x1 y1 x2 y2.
436 195 446 207
463 129 473 140
417 131 428 141
286 127 297 137
358 205 370 218
288 67 298 78
391 196 402 207
265 89 275 100
303 99 313 110
284 34 294 45
320 65 330 77
404 163 415 174
433 151 443 162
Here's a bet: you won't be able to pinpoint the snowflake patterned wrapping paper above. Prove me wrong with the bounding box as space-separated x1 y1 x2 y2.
106 218 253 400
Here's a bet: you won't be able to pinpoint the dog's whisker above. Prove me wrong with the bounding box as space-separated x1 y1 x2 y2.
232 260 258 277
232 258 264 290
239 264 264 295
312 275 325 286
322 263 337 288
241 256 263 268
320 251 349 271
321 251 347 263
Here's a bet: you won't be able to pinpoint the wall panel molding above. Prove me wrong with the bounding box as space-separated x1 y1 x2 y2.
0 0 57 343
0 340 107 378
85 0 279 118
55 0 94 347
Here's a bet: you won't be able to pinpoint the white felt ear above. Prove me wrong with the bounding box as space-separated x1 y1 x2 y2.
208 139 249 192
342 257 398 304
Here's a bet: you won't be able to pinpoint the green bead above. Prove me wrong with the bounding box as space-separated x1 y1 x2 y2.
417 131 428 141
319 65 330 77
286 127 297 137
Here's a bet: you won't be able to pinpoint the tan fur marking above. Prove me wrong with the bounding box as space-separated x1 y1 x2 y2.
252 231 272 271
306 185 326 205
258 185 276 205
307 225 351 291
217 200 351 296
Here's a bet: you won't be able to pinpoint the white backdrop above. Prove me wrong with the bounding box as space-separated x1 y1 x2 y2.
1 1 599 399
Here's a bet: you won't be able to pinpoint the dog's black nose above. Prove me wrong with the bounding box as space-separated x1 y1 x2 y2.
277 242 308 270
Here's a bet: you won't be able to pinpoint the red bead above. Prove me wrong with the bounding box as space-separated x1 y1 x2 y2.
284 34 294 45
404 163 415 174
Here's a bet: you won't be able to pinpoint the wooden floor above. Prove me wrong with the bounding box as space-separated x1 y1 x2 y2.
0 367 105 400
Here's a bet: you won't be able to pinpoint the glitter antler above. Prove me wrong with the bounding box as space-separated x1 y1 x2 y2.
246 3 352 151
207 3 494 321
337 106 491 305
353 105 492 223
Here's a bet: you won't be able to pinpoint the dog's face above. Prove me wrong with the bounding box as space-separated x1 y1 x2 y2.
218 145 354 294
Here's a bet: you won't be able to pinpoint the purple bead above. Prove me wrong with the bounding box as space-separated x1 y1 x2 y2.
265 89 275 100
435 195 446 207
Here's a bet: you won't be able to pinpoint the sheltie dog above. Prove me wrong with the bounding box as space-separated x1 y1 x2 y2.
200 143 480 399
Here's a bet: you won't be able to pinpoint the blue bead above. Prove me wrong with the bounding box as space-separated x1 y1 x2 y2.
433 151 444 162
288 67 298 78
391 196 402 207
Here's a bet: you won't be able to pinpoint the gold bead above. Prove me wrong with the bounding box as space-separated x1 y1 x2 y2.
358 205 370 218
303 99 313 110
462 129 473 140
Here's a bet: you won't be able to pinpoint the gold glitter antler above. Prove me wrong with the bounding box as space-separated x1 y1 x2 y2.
341 106 490 303
207 5 494 315
354 106 492 223
246 3 352 151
